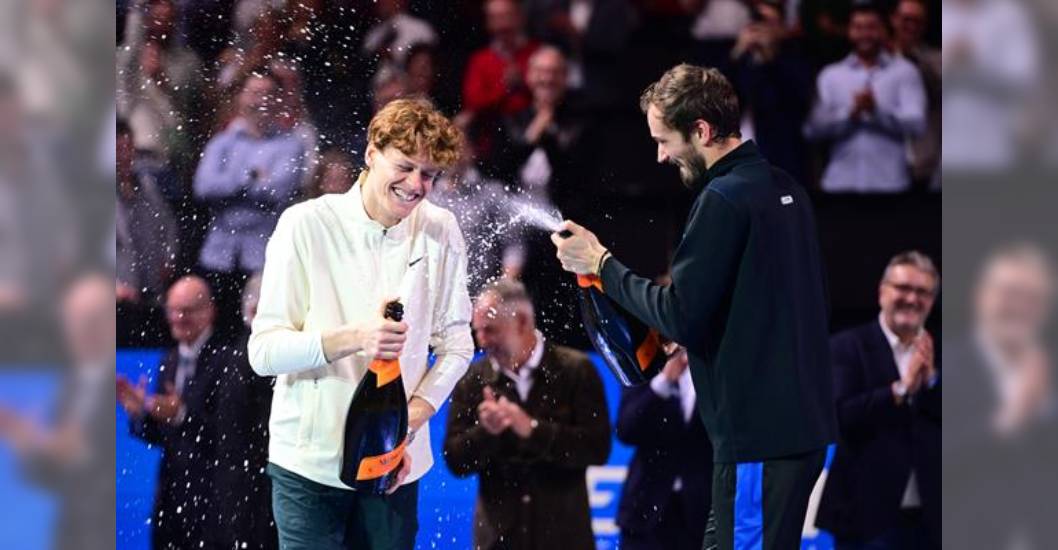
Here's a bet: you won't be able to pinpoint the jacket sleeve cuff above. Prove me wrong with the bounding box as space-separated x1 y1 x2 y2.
520 418 557 458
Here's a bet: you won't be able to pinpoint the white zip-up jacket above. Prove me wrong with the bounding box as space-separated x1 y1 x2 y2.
249 178 474 489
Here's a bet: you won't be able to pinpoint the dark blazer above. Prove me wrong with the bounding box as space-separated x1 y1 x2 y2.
211 332 277 549
129 332 229 550
22 365 116 550
943 336 1058 550
816 321 941 545
615 381 712 538
444 343 611 550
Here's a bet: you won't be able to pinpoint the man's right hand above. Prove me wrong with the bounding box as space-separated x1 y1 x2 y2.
661 344 689 383
116 374 148 417
322 299 409 362
355 316 409 360
477 386 510 435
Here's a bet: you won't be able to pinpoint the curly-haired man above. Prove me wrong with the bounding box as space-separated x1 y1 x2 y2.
249 98 474 549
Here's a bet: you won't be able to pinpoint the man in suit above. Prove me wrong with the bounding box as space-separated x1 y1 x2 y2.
817 251 941 549
444 279 611 549
616 343 713 550
0 272 116 550
117 275 229 549
212 272 278 549
944 243 1056 550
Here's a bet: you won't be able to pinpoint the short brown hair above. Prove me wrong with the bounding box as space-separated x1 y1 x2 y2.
639 64 741 143
367 98 463 168
882 250 940 290
477 278 535 319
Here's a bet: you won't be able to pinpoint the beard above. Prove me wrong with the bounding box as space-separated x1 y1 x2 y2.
676 152 709 187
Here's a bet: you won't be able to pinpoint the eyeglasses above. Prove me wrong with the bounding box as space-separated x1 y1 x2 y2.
884 281 936 299
375 149 443 184
165 304 212 317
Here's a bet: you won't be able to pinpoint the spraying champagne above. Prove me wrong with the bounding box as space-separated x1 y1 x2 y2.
557 230 665 385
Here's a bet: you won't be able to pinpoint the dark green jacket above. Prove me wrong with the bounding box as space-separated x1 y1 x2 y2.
601 141 836 463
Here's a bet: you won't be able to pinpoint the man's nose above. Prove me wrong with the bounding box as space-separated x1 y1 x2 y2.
657 144 668 164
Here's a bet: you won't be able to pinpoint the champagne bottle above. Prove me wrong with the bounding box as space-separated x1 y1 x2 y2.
558 230 665 386
340 301 409 493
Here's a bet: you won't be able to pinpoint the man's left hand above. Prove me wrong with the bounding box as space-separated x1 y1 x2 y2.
912 332 935 390
145 382 183 423
551 220 608 275
497 396 536 439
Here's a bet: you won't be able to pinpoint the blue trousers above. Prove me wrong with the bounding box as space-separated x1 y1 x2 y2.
268 463 419 550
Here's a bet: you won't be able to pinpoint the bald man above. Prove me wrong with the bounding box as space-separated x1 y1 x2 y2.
443 279 611 549
117 275 232 549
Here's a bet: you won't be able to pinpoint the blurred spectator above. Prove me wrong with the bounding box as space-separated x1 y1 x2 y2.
502 46 590 214
305 147 357 199
941 0 1039 172
616 344 712 550
404 43 440 103
444 280 611 549
371 63 410 114
890 0 941 189
0 273 116 550
688 0 751 40
269 59 319 191
212 273 277 550
193 69 309 333
116 118 179 347
284 3 375 154
797 0 852 68
115 275 228 549
500 45 596 340
804 1 926 192
362 0 438 69
817 251 941 549
945 243 1055 550
731 0 814 184
521 0 635 110
216 7 287 93
462 0 540 160
116 0 202 161
0 72 77 317
685 0 751 69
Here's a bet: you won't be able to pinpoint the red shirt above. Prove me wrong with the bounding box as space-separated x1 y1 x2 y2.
462 40 540 115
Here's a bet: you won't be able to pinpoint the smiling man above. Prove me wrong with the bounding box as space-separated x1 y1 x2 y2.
552 64 836 549
817 251 941 549
249 98 474 549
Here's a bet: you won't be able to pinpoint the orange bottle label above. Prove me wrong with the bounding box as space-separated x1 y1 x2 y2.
576 274 603 291
369 358 402 387
356 437 408 481
635 329 662 372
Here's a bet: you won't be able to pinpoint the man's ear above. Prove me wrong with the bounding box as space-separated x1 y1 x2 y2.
693 119 712 146
365 143 377 169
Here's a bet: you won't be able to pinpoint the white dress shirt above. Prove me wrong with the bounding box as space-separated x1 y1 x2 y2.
804 52 927 192
491 330 546 402
878 315 925 508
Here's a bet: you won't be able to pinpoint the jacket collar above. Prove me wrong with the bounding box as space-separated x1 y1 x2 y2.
691 140 761 193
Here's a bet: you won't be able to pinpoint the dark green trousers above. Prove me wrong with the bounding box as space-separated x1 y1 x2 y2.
702 448 826 550
268 463 419 550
